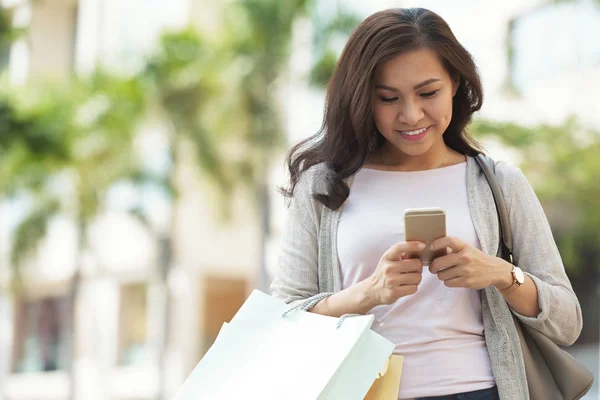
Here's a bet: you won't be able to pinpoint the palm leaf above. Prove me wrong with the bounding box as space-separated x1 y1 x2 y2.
10 196 61 285
309 10 361 89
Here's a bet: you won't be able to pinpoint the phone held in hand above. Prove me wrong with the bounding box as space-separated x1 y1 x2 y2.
404 207 448 266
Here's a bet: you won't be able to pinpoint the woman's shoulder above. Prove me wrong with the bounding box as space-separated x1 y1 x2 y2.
492 159 529 188
488 158 538 208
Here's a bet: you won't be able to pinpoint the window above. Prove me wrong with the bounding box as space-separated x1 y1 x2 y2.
12 295 70 373
117 283 148 366
508 1 600 93
28 0 78 80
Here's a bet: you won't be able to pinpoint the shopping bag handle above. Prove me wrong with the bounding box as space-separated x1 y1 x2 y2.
281 293 334 317
336 313 361 329
281 293 361 329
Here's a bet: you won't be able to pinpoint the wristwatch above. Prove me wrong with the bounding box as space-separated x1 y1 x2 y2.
499 265 525 295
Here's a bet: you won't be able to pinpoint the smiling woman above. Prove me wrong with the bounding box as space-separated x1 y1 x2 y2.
282 9 485 209
271 7 584 400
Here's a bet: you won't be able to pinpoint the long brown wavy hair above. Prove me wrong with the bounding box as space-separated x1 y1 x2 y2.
282 8 484 210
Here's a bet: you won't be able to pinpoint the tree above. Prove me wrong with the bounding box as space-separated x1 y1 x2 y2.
134 5 360 392
218 0 361 291
2 26 227 399
215 0 313 292
2 4 364 397
309 6 362 88
5 72 146 399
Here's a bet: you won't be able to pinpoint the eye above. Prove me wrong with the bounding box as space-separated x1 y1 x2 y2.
379 96 398 103
420 90 439 98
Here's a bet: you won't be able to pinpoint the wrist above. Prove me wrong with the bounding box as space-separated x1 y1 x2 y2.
492 258 514 290
357 277 379 312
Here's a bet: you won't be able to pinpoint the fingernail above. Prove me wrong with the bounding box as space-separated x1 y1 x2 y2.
418 243 426 250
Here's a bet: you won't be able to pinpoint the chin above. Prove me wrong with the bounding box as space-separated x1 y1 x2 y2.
394 141 435 157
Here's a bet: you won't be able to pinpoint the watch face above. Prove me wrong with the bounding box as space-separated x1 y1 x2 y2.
514 267 525 284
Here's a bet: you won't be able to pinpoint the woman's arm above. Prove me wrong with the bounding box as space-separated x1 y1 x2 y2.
270 170 322 307
497 163 583 346
270 206 378 316
310 279 377 317
270 165 379 315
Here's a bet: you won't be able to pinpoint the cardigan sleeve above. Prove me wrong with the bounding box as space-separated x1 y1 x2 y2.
497 162 583 346
270 167 333 310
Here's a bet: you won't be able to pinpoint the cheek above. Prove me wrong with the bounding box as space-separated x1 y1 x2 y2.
431 96 454 122
372 105 396 130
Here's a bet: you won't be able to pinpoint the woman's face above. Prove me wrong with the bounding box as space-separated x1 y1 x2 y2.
371 47 459 160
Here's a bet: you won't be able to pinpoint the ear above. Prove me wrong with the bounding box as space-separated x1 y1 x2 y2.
452 76 460 97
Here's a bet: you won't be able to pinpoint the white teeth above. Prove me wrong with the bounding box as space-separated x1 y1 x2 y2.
402 127 428 136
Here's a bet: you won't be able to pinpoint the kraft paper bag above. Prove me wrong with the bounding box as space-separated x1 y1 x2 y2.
364 355 404 400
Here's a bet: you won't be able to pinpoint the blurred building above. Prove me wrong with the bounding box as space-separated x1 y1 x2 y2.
0 0 258 399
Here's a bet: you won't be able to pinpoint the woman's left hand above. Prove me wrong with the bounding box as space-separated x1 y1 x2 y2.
429 236 512 290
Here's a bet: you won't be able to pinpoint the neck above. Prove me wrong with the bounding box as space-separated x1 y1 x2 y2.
371 143 449 171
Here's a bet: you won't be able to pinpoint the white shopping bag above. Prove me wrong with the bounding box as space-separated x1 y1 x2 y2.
173 290 395 400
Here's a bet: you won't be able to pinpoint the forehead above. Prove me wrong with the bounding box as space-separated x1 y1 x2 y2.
375 47 450 86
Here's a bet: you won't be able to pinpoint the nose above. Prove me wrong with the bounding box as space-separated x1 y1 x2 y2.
398 101 424 127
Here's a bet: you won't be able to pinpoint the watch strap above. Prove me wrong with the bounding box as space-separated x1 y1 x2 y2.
499 266 521 295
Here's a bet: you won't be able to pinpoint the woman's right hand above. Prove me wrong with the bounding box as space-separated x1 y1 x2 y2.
367 241 425 306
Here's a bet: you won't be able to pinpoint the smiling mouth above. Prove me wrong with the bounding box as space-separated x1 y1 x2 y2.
397 125 432 141
400 126 429 135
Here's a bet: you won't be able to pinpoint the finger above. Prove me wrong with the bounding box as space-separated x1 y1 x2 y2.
389 272 422 287
430 236 466 254
443 277 464 288
384 241 425 261
436 265 463 282
384 259 422 275
391 284 419 298
429 252 462 274
399 258 423 273
400 251 419 260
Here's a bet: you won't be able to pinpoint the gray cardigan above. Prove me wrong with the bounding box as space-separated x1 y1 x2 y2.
270 156 583 400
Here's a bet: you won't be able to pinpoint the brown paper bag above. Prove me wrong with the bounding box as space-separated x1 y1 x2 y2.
364 355 404 400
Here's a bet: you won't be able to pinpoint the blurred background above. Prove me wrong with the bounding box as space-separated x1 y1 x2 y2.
0 0 598 399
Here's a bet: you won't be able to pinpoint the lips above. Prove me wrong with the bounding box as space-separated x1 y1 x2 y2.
398 125 431 141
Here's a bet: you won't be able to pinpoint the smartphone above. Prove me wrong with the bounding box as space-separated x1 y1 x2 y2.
404 207 448 265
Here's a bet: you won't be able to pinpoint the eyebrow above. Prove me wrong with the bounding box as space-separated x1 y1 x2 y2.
375 78 441 92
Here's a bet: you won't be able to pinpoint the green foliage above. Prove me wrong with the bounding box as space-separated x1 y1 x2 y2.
143 27 232 200
215 0 317 195
80 70 146 139
1 71 148 289
309 9 361 89
1 0 363 284
224 0 310 65
309 49 338 88
0 92 73 196
10 196 60 284
471 117 600 273
0 6 25 51
0 100 70 158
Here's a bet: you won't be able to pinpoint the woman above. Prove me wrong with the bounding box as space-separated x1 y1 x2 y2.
270 8 582 400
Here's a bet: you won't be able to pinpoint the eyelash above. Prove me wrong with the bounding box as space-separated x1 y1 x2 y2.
380 90 439 103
